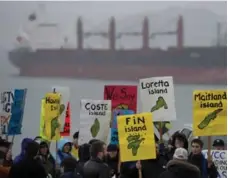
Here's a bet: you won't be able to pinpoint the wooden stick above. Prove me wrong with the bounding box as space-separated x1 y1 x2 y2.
207 136 212 161
159 121 163 142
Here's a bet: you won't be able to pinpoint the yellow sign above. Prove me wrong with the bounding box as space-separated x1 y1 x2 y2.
43 93 61 141
117 112 156 162
193 90 227 136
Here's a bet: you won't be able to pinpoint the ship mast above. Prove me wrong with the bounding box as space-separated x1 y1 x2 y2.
76 15 184 50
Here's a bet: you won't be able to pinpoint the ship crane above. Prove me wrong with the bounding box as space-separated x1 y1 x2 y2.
76 15 183 50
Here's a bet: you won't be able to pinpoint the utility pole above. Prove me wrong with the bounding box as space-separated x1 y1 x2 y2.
216 22 221 47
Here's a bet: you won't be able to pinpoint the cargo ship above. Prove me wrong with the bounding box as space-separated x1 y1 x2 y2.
8 12 227 85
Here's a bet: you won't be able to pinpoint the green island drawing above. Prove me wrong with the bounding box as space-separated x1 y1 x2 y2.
151 96 168 112
198 109 223 130
127 134 145 156
90 118 100 138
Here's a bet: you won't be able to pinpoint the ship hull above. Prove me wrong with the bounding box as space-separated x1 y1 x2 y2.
8 48 227 85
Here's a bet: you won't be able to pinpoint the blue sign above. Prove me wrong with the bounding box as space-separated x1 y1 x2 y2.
8 89 27 135
110 109 134 145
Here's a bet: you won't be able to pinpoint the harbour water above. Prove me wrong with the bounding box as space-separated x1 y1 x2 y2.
0 75 226 155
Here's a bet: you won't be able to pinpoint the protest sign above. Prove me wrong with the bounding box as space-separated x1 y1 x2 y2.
202 150 227 178
110 109 134 145
51 86 70 132
0 90 14 134
8 89 27 135
60 102 70 136
43 92 61 141
193 90 227 136
117 112 156 162
139 76 176 121
104 85 137 112
79 99 111 144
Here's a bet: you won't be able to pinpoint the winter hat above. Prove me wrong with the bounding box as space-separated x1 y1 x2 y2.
173 148 188 160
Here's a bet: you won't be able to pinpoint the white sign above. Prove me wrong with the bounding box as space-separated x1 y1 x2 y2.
79 99 111 144
51 86 70 132
139 76 176 121
202 150 227 178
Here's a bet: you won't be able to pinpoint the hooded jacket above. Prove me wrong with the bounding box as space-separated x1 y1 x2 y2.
38 141 55 177
159 159 200 178
56 138 73 165
8 141 47 178
13 138 33 164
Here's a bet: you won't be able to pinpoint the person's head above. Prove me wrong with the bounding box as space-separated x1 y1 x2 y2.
191 138 203 155
174 133 187 149
73 131 79 146
25 141 39 158
90 141 107 160
63 142 72 153
61 157 77 173
88 139 99 145
78 143 91 162
173 148 188 161
107 144 118 158
39 141 49 155
213 139 225 150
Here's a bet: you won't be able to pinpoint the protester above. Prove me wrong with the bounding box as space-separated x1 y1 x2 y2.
13 137 33 164
212 139 226 150
105 144 119 177
60 157 82 178
77 143 91 176
140 143 166 178
166 132 188 161
0 139 12 178
56 138 73 165
83 140 110 178
71 131 79 160
120 160 139 178
159 148 200 178
8 141 47 178
188 138 218 178
38 141 56 177
88 139 99 145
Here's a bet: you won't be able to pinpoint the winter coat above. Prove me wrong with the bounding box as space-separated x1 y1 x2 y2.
159 159 200 178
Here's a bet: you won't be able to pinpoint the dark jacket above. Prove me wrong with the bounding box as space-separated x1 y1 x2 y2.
159 159 200 178
38 141 56 177
188 153 218 178
83 157 111 178
77 143 91 176
120 161 138 178
8 141 47 178
60 171 82 178
8 156 47 178
141 156 166 178
105 153 119 177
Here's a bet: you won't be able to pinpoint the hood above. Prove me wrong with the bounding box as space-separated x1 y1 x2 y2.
39 141 50 154
167 160 200 178
21 138 33 154
58 138 72 152
78 143 91 162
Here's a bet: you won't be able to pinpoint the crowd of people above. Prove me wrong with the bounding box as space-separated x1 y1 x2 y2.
0 131 225 178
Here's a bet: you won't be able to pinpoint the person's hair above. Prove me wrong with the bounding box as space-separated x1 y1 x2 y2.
172 133 188 150
191 138 204 148
73 131 79 139
79 143 91 162
88 139 100 145
90 141 105 158
61 157 77 172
